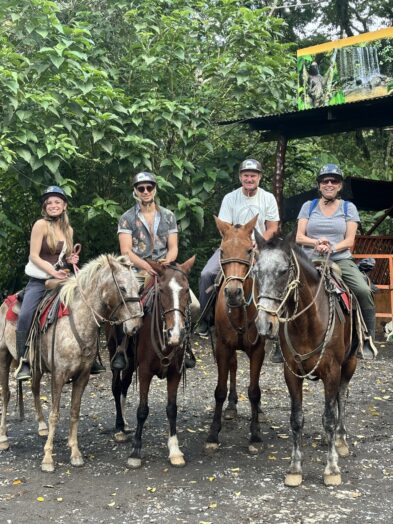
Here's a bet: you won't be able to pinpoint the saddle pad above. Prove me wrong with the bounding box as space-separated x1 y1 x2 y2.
4 294 19 322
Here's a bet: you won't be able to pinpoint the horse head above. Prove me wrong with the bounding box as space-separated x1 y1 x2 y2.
253 233 292 339
148 256 195 347
102 255 143 336
215 215 257 309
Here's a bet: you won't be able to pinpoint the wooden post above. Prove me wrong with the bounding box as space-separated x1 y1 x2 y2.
273 134 287 221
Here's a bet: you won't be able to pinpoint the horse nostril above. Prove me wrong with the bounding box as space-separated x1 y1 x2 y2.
236 288 242 297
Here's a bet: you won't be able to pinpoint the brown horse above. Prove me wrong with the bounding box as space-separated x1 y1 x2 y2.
0 255 142 471
205 216 266 454
253 234 357 487
114 257 195 469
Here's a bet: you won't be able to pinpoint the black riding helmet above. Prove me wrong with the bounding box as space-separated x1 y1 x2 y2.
40 185 68 204
317 164 344 184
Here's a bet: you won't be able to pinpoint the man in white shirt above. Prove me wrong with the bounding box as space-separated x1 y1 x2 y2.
197 159 280 337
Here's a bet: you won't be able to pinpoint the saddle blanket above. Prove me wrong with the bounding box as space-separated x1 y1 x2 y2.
3 293 69 328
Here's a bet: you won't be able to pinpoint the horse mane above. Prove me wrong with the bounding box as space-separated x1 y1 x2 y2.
59 254 117 307
262 234 319 280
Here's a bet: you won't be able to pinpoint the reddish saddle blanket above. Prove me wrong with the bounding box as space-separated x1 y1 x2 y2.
4 293 69 329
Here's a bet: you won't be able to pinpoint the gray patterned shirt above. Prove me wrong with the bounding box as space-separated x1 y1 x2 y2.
118 204 178 261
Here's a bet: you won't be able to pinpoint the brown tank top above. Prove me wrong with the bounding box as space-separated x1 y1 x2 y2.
40 236 64 265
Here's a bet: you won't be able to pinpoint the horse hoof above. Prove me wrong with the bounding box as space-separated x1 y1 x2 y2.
258 412 267 424
170 456 186 468
284 473 303 487
335 442 349 458
223 408 237 420
127 457 142 469
0 441 10 451
114 431 128 443
205 442 219 454
71 457 84 467
38 428 49 437
248 442 262 455
324 473 342 486
41 462 55 473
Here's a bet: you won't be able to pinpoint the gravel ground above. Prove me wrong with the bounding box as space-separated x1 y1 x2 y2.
1 337 392 524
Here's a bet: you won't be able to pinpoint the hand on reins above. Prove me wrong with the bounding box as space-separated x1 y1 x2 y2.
142 261 157 276
66 253 79 265
52 269 69 280
314 238 332 255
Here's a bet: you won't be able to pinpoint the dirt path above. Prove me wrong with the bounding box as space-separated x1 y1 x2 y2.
1 338 393 523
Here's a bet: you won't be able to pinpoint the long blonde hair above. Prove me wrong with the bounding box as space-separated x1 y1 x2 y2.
41 204 73 255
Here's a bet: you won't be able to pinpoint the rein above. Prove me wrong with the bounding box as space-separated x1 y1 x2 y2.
150 269 191 371
220 250 259 346
76 257 143 328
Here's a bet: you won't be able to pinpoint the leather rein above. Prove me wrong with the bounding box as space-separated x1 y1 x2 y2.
219 250 259 346
150 266 192 371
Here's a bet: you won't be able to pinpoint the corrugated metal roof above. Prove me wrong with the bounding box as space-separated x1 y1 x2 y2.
218 94 393 140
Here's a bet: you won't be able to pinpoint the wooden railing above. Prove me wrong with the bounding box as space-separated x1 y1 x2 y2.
353 236 393 323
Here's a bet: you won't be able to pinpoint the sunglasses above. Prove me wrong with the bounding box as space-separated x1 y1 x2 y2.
136 184 154 193
320 178 340 185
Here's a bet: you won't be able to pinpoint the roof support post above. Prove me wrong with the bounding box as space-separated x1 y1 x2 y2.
273 133 287 221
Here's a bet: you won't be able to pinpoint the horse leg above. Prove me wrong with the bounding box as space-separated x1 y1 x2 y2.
284 370 304 487
322 372 342 486
112 366 133 442
31 369 48 437
224 353 238 420
335 357 357 458
0 350 12 451
68 372 90 467
41 375 64 472
128 370 152 469
205 342 230 453
167 370 185 467
248 347 264 454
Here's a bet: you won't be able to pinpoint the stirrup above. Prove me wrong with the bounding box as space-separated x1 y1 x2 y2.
15 358 31 381
359 337 378 360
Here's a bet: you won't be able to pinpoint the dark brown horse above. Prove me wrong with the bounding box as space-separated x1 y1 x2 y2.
253 234 357 487
205 216 266 454
111 257 195 468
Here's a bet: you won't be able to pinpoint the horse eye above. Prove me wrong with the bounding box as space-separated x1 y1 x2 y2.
119 285 127 293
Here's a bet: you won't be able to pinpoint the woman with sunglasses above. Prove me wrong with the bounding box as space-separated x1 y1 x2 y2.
296 163 377 359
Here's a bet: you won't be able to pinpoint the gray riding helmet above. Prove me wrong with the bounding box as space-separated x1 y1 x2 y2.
239 159 262 173
317 164 344 183
132 172 157 187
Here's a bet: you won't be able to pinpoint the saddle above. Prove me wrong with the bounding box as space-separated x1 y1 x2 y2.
312 259 351 314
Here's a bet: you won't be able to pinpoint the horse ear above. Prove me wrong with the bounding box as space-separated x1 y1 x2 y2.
243 215 259 237
147 259 164 275
254 229 266 250
179 255 196 274
214 216 231 237
117 255 132 267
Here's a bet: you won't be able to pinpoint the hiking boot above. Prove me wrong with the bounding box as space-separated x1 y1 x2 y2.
15 359 31 381
270 341 284 363
359 308 378 360
90 359 106 374
196 319 209 338
111 351 127 371
185 348 196 369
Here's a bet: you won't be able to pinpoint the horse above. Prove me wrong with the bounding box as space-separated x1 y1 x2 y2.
110 257 195 469
253 234 357 487
0 254 143 472
205 216 266 454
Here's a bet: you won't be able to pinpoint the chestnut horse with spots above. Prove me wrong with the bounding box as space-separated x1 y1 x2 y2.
116 257 195 469
205 216 266 455
254 234 357 487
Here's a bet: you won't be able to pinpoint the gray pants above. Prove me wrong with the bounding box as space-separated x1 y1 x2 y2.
336 258 375 311
17 278 47 334
199 248 220 312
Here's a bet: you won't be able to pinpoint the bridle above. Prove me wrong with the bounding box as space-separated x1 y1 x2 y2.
219 247 259 345
151 266 192 370
77 258 143 328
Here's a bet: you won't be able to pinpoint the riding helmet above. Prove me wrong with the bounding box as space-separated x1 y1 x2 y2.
40 185 68 203
239 159 262 174
317 164 344 183
132 172 157 187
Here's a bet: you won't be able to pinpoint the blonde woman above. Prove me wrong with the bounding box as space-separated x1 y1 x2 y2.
15 186 104 380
